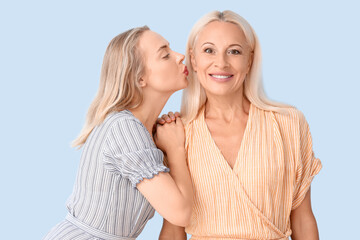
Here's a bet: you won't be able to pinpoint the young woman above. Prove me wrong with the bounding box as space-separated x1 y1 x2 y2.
43 26 193 240
158 11 322 240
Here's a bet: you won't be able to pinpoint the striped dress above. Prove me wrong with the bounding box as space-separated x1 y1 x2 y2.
184 103 322 240
43 110 169 240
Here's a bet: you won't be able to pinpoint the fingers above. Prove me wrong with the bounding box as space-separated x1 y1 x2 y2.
156 117 165 125
168 112 176 121
156 111 181 125
152 123 157 135
162 114 172 123
175 116 184 127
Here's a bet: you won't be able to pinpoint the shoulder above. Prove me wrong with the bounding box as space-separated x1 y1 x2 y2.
184 117 198 151
271 106 307 129
184 107 204 134
266 106 311 144
104 110 151 142
103 110 154 153
184 112 201 141
184 120 194 135
105 110 144 130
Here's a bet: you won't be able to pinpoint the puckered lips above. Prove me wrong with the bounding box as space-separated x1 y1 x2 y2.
209 72 234 82
183 66 189 76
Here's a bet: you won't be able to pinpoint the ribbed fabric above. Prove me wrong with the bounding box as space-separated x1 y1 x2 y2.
43 110 169 240
184 103 322 240
65 214 135 240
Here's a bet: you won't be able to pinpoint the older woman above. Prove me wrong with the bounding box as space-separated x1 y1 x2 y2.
159 11 322 240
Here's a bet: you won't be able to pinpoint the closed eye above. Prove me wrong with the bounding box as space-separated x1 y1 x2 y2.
162 53 170 59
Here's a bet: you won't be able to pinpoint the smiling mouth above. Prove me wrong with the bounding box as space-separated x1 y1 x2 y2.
209 74 233 79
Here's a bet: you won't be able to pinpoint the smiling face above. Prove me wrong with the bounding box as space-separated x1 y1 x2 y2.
191 21 253 97
138 30 188 94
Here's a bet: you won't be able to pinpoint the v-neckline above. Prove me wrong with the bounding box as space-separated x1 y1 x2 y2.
201 103 253 172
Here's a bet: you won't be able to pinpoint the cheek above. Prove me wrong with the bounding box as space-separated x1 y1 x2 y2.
148 62 181 89
239 56 252 72
160 62 179 82
151 60 170 75
195 56 212 71
236 63 249 74
226 57 251 78
194 58 212 83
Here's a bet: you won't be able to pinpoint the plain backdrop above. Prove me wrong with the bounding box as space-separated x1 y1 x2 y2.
1 0 359 239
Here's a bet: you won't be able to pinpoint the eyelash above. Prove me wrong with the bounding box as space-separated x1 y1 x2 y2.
163 53 170 59
204 48 213 54
228 49 241 55
203 48 242 55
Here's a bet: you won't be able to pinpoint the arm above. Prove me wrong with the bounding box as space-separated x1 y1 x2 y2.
159 218 187 240
137 117 193 227
290 110 322 239
156 112 189 239
290 187 319 240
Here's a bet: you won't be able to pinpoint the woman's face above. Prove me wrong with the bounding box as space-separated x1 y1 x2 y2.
191 21 253 97
138 30 188 94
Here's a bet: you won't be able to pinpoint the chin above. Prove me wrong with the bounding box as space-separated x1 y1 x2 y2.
207 88 236 97
178 78 189 89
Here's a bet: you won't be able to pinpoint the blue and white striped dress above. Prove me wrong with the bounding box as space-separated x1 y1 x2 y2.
43 110 170 240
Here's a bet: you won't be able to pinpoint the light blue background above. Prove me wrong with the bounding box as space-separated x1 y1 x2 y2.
1 0 359 239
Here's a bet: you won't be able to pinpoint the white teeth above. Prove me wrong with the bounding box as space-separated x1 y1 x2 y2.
211 74 232 79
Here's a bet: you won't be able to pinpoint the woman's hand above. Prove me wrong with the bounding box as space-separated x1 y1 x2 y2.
157 111 181 125
154 112 184 155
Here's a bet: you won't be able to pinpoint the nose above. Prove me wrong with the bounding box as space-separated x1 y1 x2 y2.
176 52 185 64
214 52 229 68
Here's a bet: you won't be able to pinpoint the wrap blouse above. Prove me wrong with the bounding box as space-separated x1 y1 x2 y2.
184 103 322 240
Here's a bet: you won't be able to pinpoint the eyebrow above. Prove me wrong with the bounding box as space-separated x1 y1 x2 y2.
201 42 243 48
229 44 243 48
157 43 170 52
201 42 214 47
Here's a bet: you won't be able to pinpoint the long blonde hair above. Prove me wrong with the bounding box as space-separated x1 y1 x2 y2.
181 10 292 123
72 26 149 148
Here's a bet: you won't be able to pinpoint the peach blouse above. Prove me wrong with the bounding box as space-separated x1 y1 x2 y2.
184 103 322 240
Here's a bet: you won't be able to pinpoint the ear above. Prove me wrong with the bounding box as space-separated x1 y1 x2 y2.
138 77 147 88
190 49 197 72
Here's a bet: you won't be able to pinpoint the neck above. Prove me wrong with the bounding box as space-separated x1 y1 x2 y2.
129 91 172 137
205 87 250 122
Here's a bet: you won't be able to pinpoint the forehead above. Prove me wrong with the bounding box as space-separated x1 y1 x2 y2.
138 30 168 57
196 21 247 46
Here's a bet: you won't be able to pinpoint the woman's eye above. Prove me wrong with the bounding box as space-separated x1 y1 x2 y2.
162 53 170 59
204 48 213 54
228 49 241 55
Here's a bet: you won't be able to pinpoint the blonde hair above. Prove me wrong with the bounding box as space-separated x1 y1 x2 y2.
181 10 292 123
72 26 150 148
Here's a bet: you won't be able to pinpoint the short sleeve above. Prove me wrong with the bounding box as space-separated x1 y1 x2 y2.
103 117 170 188
292 110 322 210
